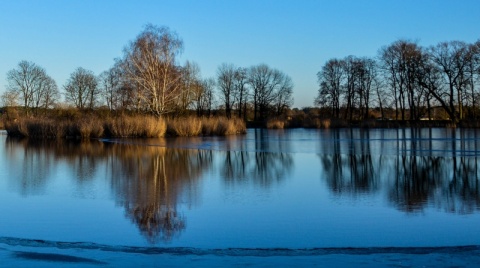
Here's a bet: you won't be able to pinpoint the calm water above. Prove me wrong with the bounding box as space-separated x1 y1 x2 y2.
1 128 480 266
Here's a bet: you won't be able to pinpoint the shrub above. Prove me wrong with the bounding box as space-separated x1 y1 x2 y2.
201 117 218 136
215 117 237 135
201 117 246 135
4 118 29 137
104 115 166 138
141 116 167 137
234 118 247 134
266 118 285 129
167 117 202 136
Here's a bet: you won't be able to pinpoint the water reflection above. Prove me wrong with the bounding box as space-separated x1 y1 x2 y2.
4 138 54 195
4 138 212 243
319 129 377 193
107 143 213 243
318 128 480 213
4 128 480 247
220 129 293 187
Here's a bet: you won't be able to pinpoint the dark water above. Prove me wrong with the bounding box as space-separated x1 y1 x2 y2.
1 128 480 266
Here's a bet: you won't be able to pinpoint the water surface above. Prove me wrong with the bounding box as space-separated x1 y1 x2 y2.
1 128 480 266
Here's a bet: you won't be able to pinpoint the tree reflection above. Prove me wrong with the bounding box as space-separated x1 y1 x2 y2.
108 143 212 243
318 128 480 213
4 138 51 195
4 137 107 194
3 138 212 243
319 129 377 194
220 129 293 187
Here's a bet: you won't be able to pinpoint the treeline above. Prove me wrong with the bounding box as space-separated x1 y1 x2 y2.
1 24 293 124
316 39 480 124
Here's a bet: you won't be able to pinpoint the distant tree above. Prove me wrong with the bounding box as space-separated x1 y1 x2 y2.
315 58 345 118
248 64 293 121
36 76 59 111
343 56 357 120
272 73 293 116
466 41 480 118
355 57 377 119
6 60 59 114
195 78 215 116
379 40 426 120
217 63 237 118
178 61 202 114
233 67 249 120
103 61 140 112
64 67 98 109
316 56 377 120
373 76 387 119
1 90 19 107
99 61 123 111
120 24 184 116
428 41 472 122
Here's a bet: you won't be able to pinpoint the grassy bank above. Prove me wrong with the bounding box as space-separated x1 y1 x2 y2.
3 115 246 139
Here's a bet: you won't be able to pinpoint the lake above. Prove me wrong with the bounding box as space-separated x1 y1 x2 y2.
1 128 480 267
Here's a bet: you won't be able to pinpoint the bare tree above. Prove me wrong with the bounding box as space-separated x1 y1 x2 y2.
120 24 184 116
428 41 472 122
466 42 480 118
234 67 249 119
378 40 426 120
273 73 293 116
248 64 293 121
105 61 140 112
6 60 59 114
1 90 19 107
178 61 202 114
194 78 215 116
37 76 59 111
315 58 345 118
64 67 98 109
356 57 377 119
217 63 237 118
343 56 358 120
316 56 377 120
99 66 118 111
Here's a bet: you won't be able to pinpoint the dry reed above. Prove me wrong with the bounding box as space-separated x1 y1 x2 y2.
167 117 202 136
4 115 244 138
266 118 286 129
104 115 166 137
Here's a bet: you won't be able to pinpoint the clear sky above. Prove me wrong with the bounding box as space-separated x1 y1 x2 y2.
1 0 479 108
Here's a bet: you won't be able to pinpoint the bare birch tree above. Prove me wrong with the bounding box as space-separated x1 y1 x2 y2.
120 24 183 116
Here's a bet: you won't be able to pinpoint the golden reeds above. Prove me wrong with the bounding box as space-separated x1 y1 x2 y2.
4 115 245 139
266 118 286 129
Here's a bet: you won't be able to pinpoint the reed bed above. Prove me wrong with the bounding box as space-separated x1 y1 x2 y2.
4 115 245 139
309 118 331 129
266 118 286 129
168 116 246 136
105 116 166 137
167 117 202 136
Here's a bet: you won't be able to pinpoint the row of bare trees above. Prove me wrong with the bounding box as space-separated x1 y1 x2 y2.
316 39 480 123
216 63 293 121
3 24 293 121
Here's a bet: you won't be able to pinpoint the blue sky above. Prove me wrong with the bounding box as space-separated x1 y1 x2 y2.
1 0 479 108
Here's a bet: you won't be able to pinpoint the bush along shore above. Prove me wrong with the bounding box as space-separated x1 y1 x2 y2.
263 116 464 129
3 115 246 139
